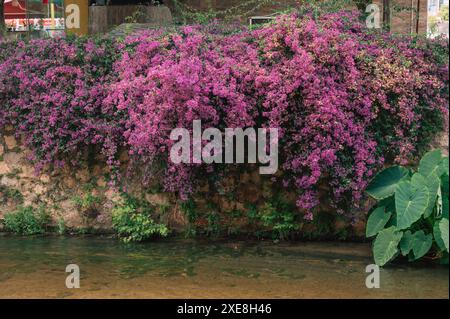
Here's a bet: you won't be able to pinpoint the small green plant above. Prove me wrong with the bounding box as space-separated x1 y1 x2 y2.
206 211 222 237
255 197 299 240
441 5 449 21
57 218 66 235
72 184 103 224
124 8 147 23
3 206 51 235
365 149 449 266
0 185 24 204
112 194 169 243
76 227 90 235
158 202 171 215
72 192 102 210
180 198 198 237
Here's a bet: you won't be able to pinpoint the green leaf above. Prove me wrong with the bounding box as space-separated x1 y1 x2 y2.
443 196 449 220
411 173 440 218
378 196 396 213
436 186 443 218
411 230 433 260
434 218 449 253
439 157 449 176
366 166 409 200
400 230 414 256
442 174 449 198
418 149 442 178
441 174 449 219
373 226 402 266
439 252 449 265
395 181 429 230
366 207 392 238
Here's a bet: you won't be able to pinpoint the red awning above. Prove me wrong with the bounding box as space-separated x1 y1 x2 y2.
4 0 27 20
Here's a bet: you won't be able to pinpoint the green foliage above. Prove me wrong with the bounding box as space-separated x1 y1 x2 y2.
2 206 51 235
255 197 299 240
365 166 409 200
441 5 449 21
72 188 102 210
434 218 449 252
171 0 359 25
112 194 169 243
410 230 433 260
158 203 171 215
373 227 403 266
366 149 449 266
180 198 198 237
124 8 147 24
395 180 429 230
205 211 222 237
0 185 24 204
57 218 66 235
418 150 444 177
366 207 392 238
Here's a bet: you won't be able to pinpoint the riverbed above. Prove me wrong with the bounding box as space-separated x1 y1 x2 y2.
0 237 448 298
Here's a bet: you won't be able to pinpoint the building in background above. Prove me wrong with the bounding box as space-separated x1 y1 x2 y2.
428 0 449 37
3 1 445 38
429 0 449 15
4 0 64 38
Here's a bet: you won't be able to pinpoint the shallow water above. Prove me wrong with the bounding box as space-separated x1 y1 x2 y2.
0 237 448 299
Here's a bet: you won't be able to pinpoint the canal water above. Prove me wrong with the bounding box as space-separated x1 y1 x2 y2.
0 237 448 298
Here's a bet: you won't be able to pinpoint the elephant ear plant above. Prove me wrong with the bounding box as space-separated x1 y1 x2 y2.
365 150 449 266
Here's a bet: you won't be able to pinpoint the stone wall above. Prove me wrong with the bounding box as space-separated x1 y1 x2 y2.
2 122 448 238
433 119 450 157
0 127 368 239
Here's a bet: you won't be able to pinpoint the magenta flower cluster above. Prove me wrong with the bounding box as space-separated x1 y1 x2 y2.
0 10 448 219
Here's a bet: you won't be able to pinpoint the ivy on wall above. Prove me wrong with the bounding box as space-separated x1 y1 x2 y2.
169 0 291 24
168 0 370 24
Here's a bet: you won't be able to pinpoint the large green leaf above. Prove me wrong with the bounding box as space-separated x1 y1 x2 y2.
411 173 440 218
442 174 449 219
442 174 449 197
439 157 449 176
400 230 414 256
440 252 449 265
418 149 443 178
373 226 402 266
443 196 449 220
434 218 449 253
395 181 429 230
366 207 392 238
366 166 409 200
411 230 433 260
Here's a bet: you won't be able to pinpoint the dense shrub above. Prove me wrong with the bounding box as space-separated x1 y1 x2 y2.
2 206 51 235
0 9 448 220
112 194 169 242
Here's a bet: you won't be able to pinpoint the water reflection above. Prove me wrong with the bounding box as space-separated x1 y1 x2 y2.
0 237 448 298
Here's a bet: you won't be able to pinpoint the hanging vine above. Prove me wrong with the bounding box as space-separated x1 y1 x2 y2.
169 0 294 24
169 0 366 24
